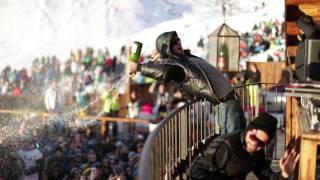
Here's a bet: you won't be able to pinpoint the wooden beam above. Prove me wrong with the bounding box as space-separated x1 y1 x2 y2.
287 0 319 5
287 46 298 57
299 139 318 180
0 108 149 123
299 2 320 17
312 16 320 23
286 21 300 35
285 97 298 146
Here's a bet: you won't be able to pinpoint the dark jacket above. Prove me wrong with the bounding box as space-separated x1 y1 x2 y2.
189 131 287 180
138 31 234 104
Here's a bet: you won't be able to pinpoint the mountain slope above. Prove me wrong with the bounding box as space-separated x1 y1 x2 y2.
0 0 284 70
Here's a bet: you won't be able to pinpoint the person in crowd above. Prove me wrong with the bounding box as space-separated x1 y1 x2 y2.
245 63 261 84
104 56 113 76
75 83 89 115
188 112 299 180
127 90 140 119
82 148 101 171
17 131 44 180
148 82 170 120
112 56 117 73
44 81 58 112
127 90 140 138
69 132 86 152
101 82 120 139
244 63 261 116
46 146 66 180
169 89 186 111
0 80 9 95
82 47 93 71
12 82 22 96
129 31 245 134
44 80 65 113
0 143 24 180
101 155 113 179
97 49 105 67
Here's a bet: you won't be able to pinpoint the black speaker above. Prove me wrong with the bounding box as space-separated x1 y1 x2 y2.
305 39 320 81
295 39 320 82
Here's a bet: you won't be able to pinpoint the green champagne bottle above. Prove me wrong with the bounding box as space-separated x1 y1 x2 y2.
130 41 143 62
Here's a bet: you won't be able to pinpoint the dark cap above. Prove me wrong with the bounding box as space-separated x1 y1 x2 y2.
248 112 278 139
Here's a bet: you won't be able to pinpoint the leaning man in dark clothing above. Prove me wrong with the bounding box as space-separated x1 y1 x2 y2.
188 112 299 180
129 31 246 134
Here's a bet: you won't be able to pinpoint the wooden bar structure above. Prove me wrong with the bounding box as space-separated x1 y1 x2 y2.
285 0 320 179
285 87 320 180
286 0 320 62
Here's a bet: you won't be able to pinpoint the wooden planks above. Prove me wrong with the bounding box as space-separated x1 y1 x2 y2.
251 62 286 84
299 2 320 23
287 0 320 5
299 2 320 16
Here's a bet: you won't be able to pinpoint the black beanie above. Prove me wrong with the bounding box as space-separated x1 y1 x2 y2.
247 112 278 139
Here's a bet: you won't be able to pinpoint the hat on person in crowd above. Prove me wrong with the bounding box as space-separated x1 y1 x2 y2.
113 165 125 175
67 154 78 162
247 112 278 140
109 155 119 165
92 162 102 168
70 167 82 178
128 151 136 159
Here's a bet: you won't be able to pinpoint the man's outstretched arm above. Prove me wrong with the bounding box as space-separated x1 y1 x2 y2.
130 61 185 83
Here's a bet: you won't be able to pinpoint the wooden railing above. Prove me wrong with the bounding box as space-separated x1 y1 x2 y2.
0 108 148 139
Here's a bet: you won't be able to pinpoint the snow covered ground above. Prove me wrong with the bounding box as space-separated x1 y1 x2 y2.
0 0 284 70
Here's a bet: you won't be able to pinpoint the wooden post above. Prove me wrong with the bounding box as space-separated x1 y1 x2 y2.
299 138 317 180
100 120 108 139
286 97 297 146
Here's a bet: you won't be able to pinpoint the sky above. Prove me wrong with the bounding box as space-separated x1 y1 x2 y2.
0 0 284 70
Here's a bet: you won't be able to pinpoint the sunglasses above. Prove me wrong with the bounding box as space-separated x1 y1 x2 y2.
249 131 268 147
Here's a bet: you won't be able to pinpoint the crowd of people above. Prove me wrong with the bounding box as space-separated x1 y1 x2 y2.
0 114 145 180
0 44 187 180
239 19 285 63
0 47 125 109
0 45 131 180
0 17 292 180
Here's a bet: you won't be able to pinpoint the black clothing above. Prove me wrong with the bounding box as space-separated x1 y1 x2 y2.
138 31 234 105
189 131 287 180
137 31 246 134
244 69 261 84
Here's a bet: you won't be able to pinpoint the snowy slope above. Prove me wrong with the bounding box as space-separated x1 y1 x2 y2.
0 0 284 70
